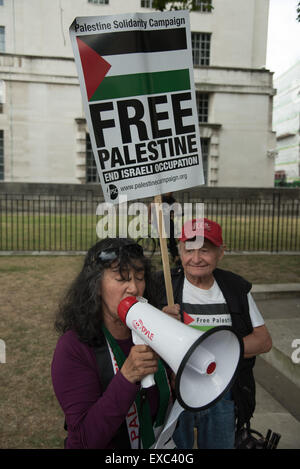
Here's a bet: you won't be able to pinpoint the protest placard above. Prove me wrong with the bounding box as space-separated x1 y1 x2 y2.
70 10 204 203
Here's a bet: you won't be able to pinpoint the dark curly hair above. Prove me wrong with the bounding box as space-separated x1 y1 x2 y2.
54 237 156 347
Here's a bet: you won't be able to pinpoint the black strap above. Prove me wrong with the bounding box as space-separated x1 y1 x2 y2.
93 341 131 449
93 342 115 392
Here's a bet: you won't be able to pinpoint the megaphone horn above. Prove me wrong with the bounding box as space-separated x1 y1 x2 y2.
118 296 243 412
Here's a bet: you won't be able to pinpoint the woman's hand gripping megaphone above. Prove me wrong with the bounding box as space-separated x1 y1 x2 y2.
123 296 156 388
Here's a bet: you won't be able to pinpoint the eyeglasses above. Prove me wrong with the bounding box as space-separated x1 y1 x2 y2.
95 243 144 263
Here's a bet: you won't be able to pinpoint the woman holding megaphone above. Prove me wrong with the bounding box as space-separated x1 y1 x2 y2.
51 238 173 449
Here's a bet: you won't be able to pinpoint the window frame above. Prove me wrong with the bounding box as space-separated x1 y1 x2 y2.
141 0 154 7
195 0 213 13
86 133 99 184
0 26 5 53
191 32 211 67
196 92 209 123
0 130 4 181
200 137 210 185
87 0 109 5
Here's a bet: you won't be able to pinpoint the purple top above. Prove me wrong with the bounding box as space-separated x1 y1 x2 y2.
51 330 160 449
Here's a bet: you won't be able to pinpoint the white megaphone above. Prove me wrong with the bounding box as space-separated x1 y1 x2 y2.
118 296 243 411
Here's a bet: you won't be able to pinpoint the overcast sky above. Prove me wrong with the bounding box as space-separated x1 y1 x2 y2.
266 0 300 77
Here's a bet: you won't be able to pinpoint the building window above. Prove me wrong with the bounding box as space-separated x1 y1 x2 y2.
191 32 211 66
86 134 99 183
196 92 209 123
195 0 213 12
0 130 4 181
0 80 4 113
141 0 153 7
0 26 5 53
200 137 210 185
88 0 109 5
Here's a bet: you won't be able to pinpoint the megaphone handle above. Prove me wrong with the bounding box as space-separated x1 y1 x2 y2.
131 331 156 389
141 373 156 389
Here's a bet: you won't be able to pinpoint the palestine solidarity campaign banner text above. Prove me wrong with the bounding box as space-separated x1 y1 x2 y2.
70 10 204 203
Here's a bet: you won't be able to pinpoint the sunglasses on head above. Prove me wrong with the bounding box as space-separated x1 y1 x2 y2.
96 243 144 263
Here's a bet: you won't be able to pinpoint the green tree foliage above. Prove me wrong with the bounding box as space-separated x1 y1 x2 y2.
297 1 300 21
152 0 213 12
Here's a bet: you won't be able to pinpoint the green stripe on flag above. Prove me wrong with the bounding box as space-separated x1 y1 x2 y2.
191 325 213 332
90 69 190 101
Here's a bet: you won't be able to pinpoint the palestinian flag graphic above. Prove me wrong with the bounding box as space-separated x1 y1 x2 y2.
183 311 213 332
183 311 195 326
76 27 191 102
183 305 233 332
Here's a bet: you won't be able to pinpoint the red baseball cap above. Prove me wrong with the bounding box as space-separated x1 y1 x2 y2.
179 218 223 246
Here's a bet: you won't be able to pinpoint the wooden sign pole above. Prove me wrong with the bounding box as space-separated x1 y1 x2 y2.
154 194 174 307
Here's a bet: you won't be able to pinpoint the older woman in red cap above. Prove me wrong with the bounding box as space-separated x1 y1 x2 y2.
156 218 272 449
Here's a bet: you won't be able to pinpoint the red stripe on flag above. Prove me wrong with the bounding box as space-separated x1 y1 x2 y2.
183 311 194 325
76 37 111 101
